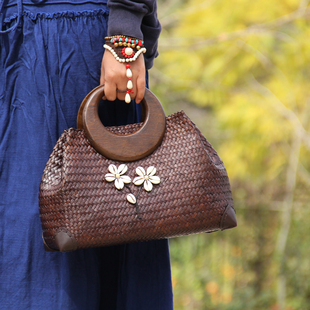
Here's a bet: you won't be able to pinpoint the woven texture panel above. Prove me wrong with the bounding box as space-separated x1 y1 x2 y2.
39 111 234 250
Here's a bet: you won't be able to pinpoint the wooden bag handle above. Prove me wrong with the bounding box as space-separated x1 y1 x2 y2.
77 85 166 162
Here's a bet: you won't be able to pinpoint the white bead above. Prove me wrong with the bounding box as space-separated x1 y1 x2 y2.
136 167 146 176
147 166 156 176
125 93 131 103
108 164 118 174
127 193 136 205
125 47 133 56
118 164 128 175
144 180 153 192
133 176 144 186
149 175 160 184
127 80 133 89
126 68 132 78
115 178 124 190
120 175 131 184
105 173 116 182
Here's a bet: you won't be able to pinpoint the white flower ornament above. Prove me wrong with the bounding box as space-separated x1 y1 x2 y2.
133 166 160 192
105 164 131 190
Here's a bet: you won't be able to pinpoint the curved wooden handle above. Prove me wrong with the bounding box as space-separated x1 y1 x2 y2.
77 85 166 162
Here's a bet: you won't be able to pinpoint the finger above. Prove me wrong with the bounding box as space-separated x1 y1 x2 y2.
100 57 105 86
100 58 106 99
100 72 105 86
135 75 145 104
104 81 117 102
116 86 127 101
116 81 127 101
100 77 107 100
117 72 133 103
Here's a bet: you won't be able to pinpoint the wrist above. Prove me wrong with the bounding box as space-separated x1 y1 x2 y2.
103 35 146 64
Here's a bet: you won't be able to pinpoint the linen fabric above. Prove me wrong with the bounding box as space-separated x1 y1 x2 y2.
0 1 173 309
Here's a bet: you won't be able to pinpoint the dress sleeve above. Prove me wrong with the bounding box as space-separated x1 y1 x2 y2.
107 0 161 69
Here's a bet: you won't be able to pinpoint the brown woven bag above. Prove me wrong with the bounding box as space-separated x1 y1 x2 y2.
39 85 237 252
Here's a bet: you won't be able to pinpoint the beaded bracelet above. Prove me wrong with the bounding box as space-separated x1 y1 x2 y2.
104 35 147 103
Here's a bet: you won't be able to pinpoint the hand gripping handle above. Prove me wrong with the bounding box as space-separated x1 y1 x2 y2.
77 85 166 162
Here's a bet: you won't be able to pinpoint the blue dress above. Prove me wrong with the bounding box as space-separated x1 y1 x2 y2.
0 1 173 309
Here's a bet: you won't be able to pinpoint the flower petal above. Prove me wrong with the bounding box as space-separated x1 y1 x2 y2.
147 166 156 176
120 175 131 184
105 173 116 182
115 178 124 190
108 164 117 174
136 166 146 177
144 180 153 192
149 175 160 184
118 164 128 175
133 176 144 186
126 193 136 204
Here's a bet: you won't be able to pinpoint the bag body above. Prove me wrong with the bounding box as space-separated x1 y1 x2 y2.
39 87 236 252
40 112 236 252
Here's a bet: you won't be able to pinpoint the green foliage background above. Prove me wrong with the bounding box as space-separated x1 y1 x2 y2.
151 0 310 309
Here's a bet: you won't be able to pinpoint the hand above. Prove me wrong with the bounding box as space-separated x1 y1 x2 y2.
100 51 146 104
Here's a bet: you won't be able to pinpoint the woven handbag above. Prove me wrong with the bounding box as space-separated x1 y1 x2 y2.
39 85 237 252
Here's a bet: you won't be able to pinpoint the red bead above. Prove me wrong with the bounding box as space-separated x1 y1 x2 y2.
126 64 131 68
128 38 131 43
138 40 143 46
116 36 120 41
128 78 131 80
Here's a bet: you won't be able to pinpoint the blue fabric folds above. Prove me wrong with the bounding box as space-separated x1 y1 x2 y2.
0 1 173 309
